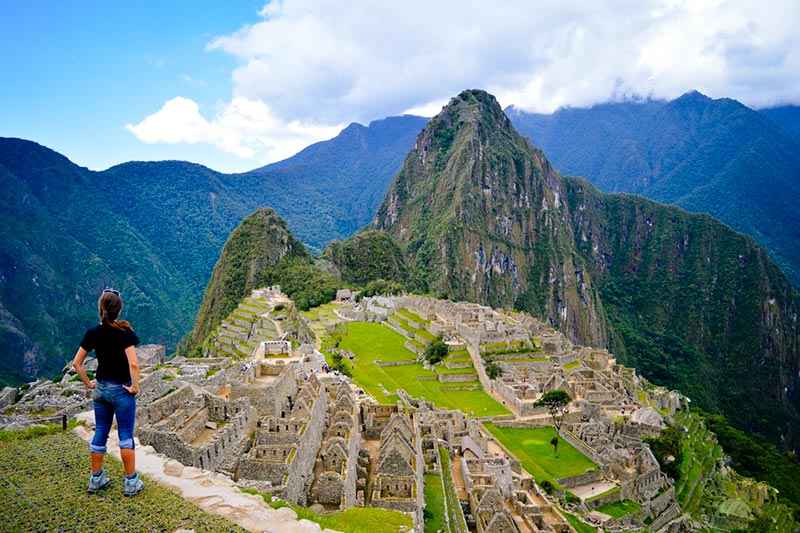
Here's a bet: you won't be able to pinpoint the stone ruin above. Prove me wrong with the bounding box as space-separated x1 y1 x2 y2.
3 290 758 532
371 411 425 525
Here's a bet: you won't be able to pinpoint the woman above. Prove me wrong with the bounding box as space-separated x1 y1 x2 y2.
72 288 144 496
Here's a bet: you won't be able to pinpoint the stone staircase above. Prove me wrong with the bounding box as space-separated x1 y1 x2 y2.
204 293 282 359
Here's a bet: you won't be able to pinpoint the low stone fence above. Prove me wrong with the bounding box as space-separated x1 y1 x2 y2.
437 372 477 383
404 341 424 355
375 359 417 367
557 470 605 490
492 418 550 429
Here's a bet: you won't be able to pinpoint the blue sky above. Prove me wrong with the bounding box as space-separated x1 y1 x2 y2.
0 1 263 171
2 1 799 173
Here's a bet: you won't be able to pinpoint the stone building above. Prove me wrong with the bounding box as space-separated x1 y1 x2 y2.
371 412 425 525
237 372 328 505
313 381 360 509
137 384 255 473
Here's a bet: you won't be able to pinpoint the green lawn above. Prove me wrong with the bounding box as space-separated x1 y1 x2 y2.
397 308 428 324
337 322 508 416
596 499 642 519
261 494 413 532
563 512 597 533
483 424 597 484
424 474 449 533
0 431 246 533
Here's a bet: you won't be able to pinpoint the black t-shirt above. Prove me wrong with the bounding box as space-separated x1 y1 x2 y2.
80 324 140 384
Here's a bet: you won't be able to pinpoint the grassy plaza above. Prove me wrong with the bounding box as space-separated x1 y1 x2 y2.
336 321 509 417
483 424 597 484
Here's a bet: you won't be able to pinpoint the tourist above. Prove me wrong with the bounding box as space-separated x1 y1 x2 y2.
72 288 144 496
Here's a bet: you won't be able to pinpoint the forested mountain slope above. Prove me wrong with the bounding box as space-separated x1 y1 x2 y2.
508 92 800 287
0 116 425 384
353 90 800 447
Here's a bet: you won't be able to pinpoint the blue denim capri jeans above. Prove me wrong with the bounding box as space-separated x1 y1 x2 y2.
89 381 137 453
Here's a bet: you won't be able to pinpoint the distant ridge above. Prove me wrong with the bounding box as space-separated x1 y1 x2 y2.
0 115 425 384
507 92 800 287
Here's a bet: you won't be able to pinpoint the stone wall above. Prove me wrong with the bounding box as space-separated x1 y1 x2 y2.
230 362 298 416
137 344 166 366
138 391 256 473
280 384 328 505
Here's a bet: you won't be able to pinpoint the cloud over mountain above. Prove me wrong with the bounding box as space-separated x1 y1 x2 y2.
130 0 800 164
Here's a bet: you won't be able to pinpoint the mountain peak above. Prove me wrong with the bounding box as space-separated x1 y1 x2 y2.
436 89 512 131
373 89 608 347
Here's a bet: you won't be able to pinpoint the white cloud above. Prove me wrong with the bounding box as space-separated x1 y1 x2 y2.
130 0 800 165
208 0 800 115
125 96 343 164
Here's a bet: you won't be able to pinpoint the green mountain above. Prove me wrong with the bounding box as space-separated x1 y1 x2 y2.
339 90 800 447
245 115 428 253
507 93 800 287
0 117 424 384
0 139 198 384
321 230 410 287
373 90 608 348
760 104 800 143
188 207 310 350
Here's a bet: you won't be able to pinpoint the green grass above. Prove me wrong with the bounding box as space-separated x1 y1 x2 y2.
416 329 435 341
397 308 427 324
336 322 508 417
254 492 413 532
595 499 642 519
483 424 597 484
0 431 246 532
0 418 79 441
424 474 449 533
563 512 597 533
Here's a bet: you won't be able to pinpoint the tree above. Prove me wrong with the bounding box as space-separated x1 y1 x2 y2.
326 322 348 350
485 359 500 380
534 389 571 457
423 334 448 365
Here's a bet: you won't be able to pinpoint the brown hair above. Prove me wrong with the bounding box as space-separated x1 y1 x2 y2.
98 291 132 330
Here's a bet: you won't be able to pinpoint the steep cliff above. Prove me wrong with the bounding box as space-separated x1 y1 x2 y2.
566 177 800 444
363 90 800 446
188 208 311 350
372 90 608 347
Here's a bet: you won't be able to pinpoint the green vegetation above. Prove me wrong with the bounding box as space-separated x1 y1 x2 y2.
565 176 800 449
510 94 800 288
0 431 246 532
0 418 79 442
438 445 468 532
533 389 572 456
423 334 448 364
596 499 642 519
188 208 341 352
484 424 597 485
700 410 800 519
562 511 597 533
643 424 684 482
423 474 448 533
245 490 413 532
323 230 409 287
333 322 508 416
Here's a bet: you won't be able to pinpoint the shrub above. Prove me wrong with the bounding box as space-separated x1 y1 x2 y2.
423 334 448 365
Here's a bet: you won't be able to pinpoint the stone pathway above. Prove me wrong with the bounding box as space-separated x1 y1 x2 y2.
73 412 340 533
